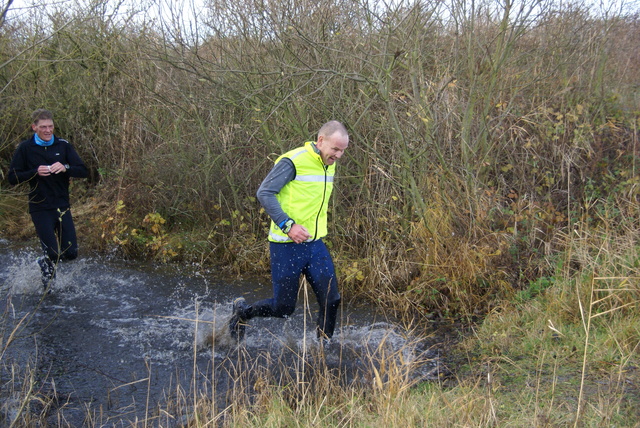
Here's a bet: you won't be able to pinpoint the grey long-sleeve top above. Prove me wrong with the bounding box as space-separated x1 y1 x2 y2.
256 158 295 228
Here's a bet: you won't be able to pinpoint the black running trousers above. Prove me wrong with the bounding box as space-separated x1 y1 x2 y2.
30 208 78 262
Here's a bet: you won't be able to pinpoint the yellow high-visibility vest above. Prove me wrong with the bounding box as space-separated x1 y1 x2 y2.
268 141 335 242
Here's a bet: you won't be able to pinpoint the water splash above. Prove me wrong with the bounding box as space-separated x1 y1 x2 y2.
0 246 446 425
1 249 43 295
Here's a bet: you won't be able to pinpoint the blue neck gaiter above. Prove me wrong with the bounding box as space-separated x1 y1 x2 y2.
34 134 54 146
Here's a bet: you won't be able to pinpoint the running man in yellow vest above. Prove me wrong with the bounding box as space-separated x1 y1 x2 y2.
229 121 349 342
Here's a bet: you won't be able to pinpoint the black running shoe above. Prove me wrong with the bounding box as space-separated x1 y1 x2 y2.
316 326 332 346
37 256 56 291
229 297 250 341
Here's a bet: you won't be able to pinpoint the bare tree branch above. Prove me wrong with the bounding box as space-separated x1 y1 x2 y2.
1 0 15 28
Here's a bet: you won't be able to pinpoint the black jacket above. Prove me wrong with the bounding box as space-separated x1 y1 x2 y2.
8 135 88 213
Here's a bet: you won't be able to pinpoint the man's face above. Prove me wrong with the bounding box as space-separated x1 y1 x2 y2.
32 119 54 141
316 132 349 165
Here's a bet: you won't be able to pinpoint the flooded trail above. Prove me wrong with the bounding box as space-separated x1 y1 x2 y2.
0 240 446 426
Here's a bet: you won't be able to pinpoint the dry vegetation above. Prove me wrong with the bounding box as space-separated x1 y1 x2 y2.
0 0 639 426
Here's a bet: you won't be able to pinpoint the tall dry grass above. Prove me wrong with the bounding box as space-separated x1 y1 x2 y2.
1 0 638 318
459 201 640 426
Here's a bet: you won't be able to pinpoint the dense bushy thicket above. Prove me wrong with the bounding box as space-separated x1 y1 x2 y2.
1 0 638 317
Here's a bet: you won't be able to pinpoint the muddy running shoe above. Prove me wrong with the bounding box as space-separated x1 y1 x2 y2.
37 256 56 292
316 326 332 347
228 297 250 341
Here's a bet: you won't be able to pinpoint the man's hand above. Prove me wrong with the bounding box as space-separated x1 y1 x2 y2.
37 165 52 176
38 162 67 176
49 162 67 174
287 224 311 244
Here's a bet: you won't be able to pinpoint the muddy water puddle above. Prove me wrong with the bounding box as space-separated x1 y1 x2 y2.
0 241 448 426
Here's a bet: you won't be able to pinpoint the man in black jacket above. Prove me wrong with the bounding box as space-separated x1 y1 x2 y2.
8 109 89 291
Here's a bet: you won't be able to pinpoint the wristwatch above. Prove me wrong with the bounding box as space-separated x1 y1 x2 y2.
64 164 70 170
281 218 295 234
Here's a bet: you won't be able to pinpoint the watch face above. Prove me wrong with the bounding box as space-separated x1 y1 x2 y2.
283 219 294 233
